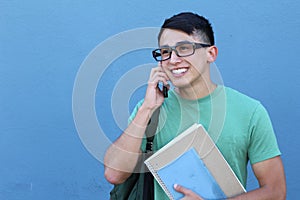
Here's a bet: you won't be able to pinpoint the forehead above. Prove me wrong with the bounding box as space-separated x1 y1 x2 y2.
159 29 199 46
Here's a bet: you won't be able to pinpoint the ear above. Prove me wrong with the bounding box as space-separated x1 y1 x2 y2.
207 46 218 63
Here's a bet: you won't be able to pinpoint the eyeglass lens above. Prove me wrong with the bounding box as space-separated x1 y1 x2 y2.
154 43 195 61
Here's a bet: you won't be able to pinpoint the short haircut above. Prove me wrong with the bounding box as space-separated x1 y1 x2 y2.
158 12 215 45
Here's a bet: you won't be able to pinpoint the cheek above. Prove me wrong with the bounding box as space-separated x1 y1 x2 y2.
189 52 208 68
161 62 171 71
188 59 208 75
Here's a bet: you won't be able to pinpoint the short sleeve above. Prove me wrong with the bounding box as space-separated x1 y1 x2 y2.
248 104 281 165
128 99 147 152
128 100 144 124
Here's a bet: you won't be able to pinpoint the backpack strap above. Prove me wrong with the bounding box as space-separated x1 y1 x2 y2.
145 107 160 152
143 107 160 200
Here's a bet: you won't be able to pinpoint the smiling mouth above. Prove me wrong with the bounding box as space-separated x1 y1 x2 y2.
171 68 188 75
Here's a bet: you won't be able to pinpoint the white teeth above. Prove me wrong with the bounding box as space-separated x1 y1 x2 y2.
172 68 188 74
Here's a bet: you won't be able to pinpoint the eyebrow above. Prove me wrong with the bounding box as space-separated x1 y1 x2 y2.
159 40 193 48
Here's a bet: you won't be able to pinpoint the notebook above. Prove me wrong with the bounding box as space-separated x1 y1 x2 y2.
144 123 246 200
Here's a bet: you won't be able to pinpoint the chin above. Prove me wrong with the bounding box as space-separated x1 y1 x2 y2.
172 81 192 89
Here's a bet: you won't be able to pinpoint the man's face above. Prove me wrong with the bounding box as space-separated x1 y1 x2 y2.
159 29 212 90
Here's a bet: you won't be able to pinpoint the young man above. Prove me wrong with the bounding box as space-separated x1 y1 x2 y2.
104 12 286 199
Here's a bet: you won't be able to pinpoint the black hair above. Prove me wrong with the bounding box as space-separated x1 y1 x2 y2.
158 12 215 45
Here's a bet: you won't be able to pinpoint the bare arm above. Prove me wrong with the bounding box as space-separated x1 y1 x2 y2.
104 66 169 185
175 156 286 200
229 156 286 200
104 104 153 184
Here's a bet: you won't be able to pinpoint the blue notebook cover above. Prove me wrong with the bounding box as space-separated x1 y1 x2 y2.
156 148 227 200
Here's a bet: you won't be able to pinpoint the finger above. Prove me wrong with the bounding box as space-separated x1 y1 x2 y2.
149 71 169 86
158 62 166 72
174 184 188 194
150 67 166 80
174 184 203 200
154 72 169 83
158 63 171 84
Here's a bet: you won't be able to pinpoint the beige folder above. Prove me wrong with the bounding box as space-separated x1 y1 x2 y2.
144 123 246 200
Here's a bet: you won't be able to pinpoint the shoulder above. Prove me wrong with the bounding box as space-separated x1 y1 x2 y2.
224 86 262 110
225 86 259 104
128 99 144 123
222 86 273 126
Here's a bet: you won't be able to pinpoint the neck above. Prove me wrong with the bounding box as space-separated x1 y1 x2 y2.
175 80 217 100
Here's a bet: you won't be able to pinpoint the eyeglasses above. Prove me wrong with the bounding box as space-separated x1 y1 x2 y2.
152 42 211 62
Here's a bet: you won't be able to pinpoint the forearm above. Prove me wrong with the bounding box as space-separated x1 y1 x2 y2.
229 156 286 200
104 105 153 184
229 186 286 200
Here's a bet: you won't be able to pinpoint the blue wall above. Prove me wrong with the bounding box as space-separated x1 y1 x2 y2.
1 0 300 199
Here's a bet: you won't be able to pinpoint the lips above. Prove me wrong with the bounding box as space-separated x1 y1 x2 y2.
171 67 189 76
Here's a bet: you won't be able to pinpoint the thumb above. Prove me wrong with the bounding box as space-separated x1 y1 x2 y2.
174 184 203 200
174 184 188 194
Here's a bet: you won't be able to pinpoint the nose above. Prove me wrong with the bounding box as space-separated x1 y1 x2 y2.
169 50 182 64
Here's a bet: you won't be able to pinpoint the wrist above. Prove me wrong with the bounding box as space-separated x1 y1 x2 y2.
136 104 154 124
124 105 153 139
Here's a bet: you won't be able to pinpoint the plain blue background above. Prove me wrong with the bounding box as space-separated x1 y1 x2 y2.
1 0 300 199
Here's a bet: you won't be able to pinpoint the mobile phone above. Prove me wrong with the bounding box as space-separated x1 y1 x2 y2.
162 85 168 98
157 82 168 98
159 61 168 98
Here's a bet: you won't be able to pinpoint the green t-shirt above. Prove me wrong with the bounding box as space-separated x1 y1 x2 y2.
129 85 281 200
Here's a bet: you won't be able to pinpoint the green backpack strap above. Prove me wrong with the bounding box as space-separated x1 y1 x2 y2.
143 107 160 199
145 107 160 152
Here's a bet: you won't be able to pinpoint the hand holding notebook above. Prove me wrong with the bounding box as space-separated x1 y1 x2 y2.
144 124 246 200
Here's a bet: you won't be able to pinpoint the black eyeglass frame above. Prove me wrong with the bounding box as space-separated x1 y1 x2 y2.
152 42 212 62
